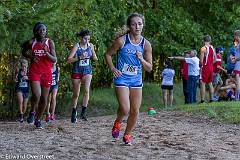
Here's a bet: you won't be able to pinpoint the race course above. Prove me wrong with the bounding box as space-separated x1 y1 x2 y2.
0 111 239 160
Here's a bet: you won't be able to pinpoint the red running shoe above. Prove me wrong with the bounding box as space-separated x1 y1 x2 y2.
45 114 50 123
50 114 56 121
112 119 122 140
123 134 132 146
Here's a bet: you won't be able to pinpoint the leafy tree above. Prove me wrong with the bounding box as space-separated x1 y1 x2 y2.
1 0 240 117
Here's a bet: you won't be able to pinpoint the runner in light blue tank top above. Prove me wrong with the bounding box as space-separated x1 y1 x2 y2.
114 34 145 88
105 13 153 145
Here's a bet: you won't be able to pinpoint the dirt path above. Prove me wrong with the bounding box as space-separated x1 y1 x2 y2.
0 111 239 160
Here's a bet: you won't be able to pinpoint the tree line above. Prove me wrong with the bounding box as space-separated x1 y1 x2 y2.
0 0 240 112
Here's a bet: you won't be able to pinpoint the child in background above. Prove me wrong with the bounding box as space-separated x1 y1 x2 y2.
161 59 175 107
217 74 236 101
15 59 30 123
45 62 60 122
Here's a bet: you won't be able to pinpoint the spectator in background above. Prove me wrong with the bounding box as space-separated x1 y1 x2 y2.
215 73 236 101
226 47 236 74
232 30 240 100
200 35 216 103
169 50 200 104
161 59 175 107
213 47 227 101
180 52 189 104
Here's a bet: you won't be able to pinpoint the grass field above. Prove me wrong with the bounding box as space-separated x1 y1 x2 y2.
1 82 239 124
57 83 176 117
60 82 239 124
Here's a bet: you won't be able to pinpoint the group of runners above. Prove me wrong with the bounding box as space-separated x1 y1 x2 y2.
14 12 240 146
15 13 150 146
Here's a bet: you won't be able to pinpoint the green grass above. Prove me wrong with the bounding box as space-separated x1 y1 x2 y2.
69 82 185 117
82 82 240 124
176 101 240 124
57 83 169 117
2 82 240 124
88 83 174 116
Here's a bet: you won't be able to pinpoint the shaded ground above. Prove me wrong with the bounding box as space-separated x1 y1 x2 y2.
0 111 239 160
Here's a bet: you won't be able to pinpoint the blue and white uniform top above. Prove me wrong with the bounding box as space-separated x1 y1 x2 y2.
51 67 59 86
161 68 175 86
114 34 145 88
15 69 29 93
72 43 93 75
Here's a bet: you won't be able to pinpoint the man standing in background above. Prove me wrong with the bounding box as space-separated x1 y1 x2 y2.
200 35 216 103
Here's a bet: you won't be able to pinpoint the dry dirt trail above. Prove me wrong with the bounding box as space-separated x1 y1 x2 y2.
0 111 239 160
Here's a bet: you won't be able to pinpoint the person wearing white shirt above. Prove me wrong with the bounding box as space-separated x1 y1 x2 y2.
161 60 175 107
169 50 200 103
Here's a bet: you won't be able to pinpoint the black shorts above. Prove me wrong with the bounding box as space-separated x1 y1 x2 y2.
16 90 29 99
161 85 173 90
50 85 58 93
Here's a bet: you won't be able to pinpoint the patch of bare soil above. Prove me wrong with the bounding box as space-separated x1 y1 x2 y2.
0 111 239 160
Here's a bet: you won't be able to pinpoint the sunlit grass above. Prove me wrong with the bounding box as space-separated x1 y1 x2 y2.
2 82 240 124
175 101 240 123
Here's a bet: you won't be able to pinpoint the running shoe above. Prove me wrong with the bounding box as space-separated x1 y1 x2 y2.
50 114 56 121
123 134 132 146
112 119 122 140
71 108 77 123
19 114 24 123
34 119 43 129
27 111 35 124
45 114 50 123
80 115 88 121
80 106 87 121
80 113 88 121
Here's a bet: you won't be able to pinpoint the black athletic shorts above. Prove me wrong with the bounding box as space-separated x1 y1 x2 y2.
161 85 173 90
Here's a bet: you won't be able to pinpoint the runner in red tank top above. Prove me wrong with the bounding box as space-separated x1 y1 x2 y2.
22 22 57 129
200 35 216 103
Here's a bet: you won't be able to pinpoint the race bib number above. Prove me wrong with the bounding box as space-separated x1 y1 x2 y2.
52 80 56 86
79 59 90 66
122 63 138 75
52 75 56 85
19 82 27 88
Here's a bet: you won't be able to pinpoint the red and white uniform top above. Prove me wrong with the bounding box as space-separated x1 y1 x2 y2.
30 38 52 73
213 53 222 73
202 45 214 68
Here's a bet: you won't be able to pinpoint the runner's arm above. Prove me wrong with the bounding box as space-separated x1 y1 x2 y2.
67 44 79 63
105 37 123 77
168 56 185 60
138 40 152 72
45 39 57 63
21 39 37 61
90 43 98 61
200 47 206 66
